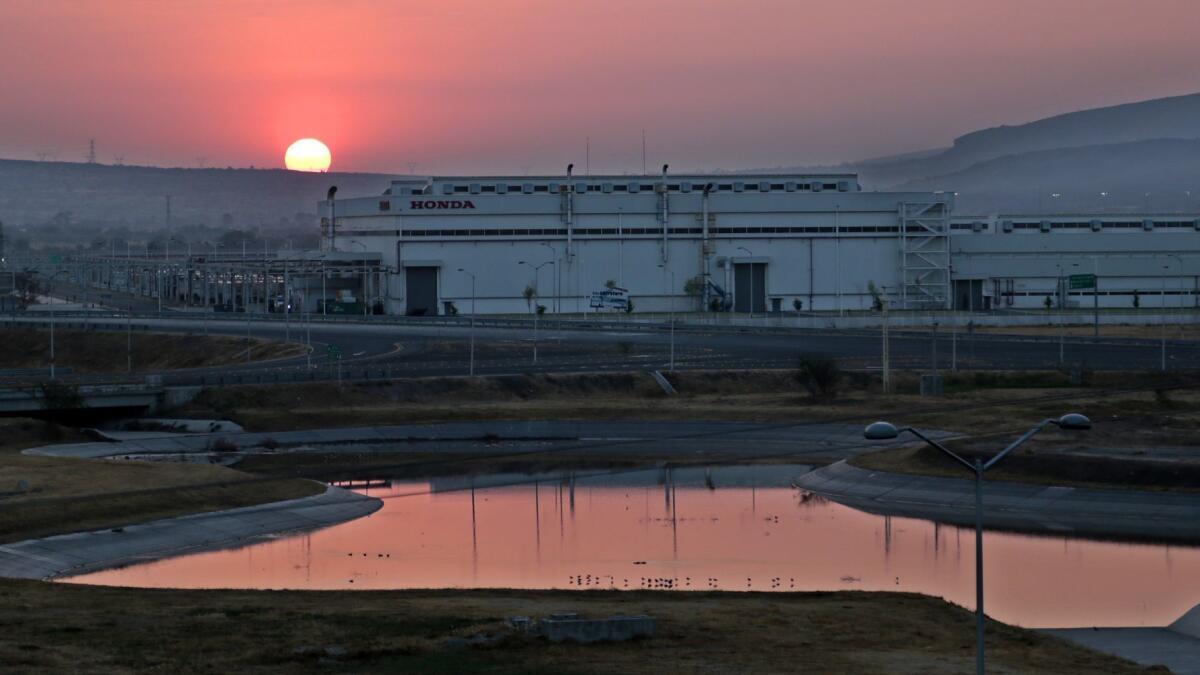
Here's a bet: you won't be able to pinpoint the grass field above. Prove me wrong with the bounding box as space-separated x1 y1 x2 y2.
0 582 1143 674
968 321 1200 340
0 328 306 372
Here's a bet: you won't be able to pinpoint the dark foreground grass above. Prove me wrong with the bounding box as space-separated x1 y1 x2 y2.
0 582 1143 674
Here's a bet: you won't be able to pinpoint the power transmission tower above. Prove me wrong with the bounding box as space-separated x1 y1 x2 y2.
87 139 96 163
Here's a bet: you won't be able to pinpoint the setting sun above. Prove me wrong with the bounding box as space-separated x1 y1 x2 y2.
284 138 331 172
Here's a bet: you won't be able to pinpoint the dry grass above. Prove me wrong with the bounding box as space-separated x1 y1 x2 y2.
178 369 1177 436
0 328 305 372
0 418 321 543
0 582 1143 674
971 322 1200 340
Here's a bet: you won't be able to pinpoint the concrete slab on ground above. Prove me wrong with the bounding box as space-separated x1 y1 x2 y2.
1045 626 1200 674
794 460 1200 542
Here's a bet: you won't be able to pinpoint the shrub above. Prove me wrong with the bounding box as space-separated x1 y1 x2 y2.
796 355 842 401
211 438 238 453
792 298 803 312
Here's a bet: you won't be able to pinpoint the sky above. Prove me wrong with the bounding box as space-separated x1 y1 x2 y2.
2 0 1199 175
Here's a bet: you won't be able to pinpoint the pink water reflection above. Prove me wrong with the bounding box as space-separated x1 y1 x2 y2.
64 473 1200 628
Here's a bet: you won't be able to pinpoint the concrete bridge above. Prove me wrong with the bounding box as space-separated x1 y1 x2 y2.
0 382 195 418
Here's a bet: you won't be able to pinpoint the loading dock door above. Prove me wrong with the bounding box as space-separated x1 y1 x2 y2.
405 266 439 316
734 263 766 314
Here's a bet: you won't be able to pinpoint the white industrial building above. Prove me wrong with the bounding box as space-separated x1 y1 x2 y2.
319 171 1200 315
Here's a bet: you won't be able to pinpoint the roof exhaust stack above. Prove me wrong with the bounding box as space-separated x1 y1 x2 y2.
567 163 573 178
661 163 669 179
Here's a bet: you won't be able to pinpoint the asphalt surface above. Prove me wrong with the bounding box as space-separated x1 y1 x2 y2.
0 484 380 580
6 309 1200 387
1045 626 1200 673
794 460 1200 543
27 420 910 464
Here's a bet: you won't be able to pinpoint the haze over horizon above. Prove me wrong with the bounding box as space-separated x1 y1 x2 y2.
3 0 1200 175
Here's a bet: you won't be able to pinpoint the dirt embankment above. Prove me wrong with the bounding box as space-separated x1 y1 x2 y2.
0 418 321 543
0 328 305 372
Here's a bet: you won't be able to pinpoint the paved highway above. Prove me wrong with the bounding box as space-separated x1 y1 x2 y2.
5 310 1200 385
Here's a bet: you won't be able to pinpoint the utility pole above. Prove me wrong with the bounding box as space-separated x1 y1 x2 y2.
458 268 476 376
881 286 890 394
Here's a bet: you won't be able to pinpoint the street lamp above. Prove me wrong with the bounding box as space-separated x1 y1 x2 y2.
457 268 476 376
541 242 559 313
348 240 370 316
862 412 1091 675
658 263 675 371
737 246 754 318
45 270 69 379
518 259 554 365
1054 262 1065 366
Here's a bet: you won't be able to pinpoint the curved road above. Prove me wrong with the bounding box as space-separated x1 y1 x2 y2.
5 312 1200 384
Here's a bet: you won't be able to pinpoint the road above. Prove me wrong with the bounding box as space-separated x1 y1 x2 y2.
4 310 1200 385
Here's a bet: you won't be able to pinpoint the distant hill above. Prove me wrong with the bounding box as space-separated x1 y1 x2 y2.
760 92 1200 212
0 159 400 231
895 138 1200 214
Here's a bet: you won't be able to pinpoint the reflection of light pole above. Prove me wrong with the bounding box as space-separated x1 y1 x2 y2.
457 268 476 376
658 263 675 371
737 246 754 317
864 413 1092 675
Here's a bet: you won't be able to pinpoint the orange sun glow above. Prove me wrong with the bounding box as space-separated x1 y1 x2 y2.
284 138 332 172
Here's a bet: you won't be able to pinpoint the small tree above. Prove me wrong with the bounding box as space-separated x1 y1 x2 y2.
867 281 884 312
792 298 803 312
624 298 634 313
796 356 842 402
1132 290 1141 309
523 285 536 313
536 304 546 315
604 279 617 289
1044 295 1054 310
683 276 704 311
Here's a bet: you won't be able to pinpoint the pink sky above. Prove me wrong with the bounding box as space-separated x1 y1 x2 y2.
2 0 1198 174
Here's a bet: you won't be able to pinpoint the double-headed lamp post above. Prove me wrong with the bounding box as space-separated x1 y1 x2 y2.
658 263 675 371
862 413 1092 675
519 259 554 365
46 270 70 379
457 268 476 376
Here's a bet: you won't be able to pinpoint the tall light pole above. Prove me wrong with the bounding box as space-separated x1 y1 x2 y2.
518 260 554 364
1054 262 1065 366
864 413 1092 675
46 270 69 379
737 246 754 318
658 263 675 371
541 242 559 313
458 268 476 376
348 240 370 316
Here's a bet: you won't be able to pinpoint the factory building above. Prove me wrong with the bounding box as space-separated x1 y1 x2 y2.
321 172 1200 315
321 172 954 315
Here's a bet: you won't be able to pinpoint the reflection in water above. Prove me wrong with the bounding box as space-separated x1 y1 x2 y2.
64 465 1200 628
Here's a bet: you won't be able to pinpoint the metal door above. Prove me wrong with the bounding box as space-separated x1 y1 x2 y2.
405 266 438 316
734 263 766 313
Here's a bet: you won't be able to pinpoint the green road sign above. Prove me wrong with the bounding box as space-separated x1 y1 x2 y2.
1068 274 1096 290
326 345 342 359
